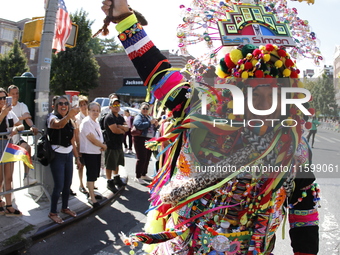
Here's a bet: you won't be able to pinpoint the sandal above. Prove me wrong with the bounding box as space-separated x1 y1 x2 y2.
5 205 22 217
48 212 64 224
61 208 77 218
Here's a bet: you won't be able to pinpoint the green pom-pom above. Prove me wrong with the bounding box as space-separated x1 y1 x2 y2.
220 58 229 73
241 44 257 58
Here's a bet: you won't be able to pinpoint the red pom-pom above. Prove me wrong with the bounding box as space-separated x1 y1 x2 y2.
277 49 287 57
266 44 275 52
281 134 289 142
290 71 298 78
244 62 253 70
285 59 294 67
265 74 273 79
253 49 262 57
308 108 315 115
216 105 223 115
254 70 264 78
225 53 236 68
296 69 300 74
305 122 312 129
290 108 297 115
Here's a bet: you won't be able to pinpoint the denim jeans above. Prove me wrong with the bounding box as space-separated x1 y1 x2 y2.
50 151 74 213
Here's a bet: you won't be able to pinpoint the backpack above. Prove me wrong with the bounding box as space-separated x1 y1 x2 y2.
99 112 109 142
36 133 55 166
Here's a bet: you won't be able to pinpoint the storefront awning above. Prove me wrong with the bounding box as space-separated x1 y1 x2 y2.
115 86 147 97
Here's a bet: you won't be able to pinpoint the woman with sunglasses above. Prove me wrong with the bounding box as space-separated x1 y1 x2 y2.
47 95 80 224
132 102 158 185
0 88 24 216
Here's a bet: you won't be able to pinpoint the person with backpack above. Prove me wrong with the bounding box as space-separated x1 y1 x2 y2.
103 97 128 193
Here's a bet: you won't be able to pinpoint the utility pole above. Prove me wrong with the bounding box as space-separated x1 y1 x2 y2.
33 0 58 195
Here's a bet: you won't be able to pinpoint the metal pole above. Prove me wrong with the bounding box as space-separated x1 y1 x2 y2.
32 0 59 196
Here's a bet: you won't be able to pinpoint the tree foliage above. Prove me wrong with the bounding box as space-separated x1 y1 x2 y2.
304 73 338 117
0 39 29 89
50 9 100 95
89 36 124 55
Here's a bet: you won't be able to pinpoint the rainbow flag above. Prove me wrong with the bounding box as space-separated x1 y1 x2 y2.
0 142 34 169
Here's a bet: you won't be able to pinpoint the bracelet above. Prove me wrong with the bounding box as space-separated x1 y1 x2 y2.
30 125 36 128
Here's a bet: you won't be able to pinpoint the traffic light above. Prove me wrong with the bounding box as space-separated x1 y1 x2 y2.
22 18 78 48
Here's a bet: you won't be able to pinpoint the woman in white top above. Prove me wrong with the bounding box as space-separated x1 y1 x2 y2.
0 88 24 216
79 102 107 207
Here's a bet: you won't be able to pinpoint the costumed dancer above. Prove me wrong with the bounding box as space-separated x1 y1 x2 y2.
100 0 320 254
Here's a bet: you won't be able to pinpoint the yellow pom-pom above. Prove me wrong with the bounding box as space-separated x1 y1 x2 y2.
251 59 258 66
215 65 227 78
297 81 304 88
285 117 294 126
227 100 233 108
297 93 306 99
246 53 253 60
275 60 283 68
283 69 291 77
240 64 245 70
228 113 236 120
241 71 249 79
259 45 266 51
263 54 270 62
230 49 243 65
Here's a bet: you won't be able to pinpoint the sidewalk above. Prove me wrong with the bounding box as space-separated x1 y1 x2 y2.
0 163 128 255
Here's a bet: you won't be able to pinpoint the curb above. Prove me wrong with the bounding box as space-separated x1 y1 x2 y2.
0 187 126 255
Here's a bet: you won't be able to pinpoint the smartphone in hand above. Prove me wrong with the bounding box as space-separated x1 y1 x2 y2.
71 95 79 107
6 97 12 107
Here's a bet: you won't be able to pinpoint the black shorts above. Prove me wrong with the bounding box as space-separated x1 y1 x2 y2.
82 153 101 182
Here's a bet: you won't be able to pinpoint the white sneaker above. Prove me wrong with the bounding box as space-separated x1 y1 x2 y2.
134 177 149 185
124 148 129 153
23 176 37 186
141 175 153 181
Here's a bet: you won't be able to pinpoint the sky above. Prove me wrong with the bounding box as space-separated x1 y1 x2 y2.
0 0 339 71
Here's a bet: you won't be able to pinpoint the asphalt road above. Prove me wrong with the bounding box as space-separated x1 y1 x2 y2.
22 128 340 255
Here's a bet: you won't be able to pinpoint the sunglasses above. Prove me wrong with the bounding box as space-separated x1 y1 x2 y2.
111 104 120 107
142 108 149 110
58 102 69 106
0 96 6 101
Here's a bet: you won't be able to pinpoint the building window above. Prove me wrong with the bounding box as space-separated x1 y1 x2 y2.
0 28 15 41
29 48 36 60
0 44 11 55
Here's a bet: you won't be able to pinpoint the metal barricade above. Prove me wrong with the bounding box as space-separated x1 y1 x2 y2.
0 130 50 203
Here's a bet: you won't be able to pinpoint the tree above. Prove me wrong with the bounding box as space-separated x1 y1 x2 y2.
304 72 338 117
50 9 100 95
0 39 29 88
88 36 124 55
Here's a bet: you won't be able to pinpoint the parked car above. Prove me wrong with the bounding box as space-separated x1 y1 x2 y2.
99 106 141 122
93 97 129 108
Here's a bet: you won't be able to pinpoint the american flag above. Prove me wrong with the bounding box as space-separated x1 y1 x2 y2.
52 0 72 53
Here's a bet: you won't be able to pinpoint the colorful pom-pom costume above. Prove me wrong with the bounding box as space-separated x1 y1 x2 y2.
112 6 320 255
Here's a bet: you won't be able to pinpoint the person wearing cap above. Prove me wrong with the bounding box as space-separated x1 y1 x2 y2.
101 1 319 254
103 97 128 193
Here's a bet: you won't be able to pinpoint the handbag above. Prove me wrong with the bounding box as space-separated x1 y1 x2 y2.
131 126 143 137
36 133 55 166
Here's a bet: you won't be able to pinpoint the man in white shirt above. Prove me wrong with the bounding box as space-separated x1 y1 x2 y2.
8 85 39 185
